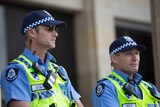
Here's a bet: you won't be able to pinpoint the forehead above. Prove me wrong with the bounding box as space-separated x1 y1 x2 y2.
36 25 48 28
121 48 140 54
35 25 50 30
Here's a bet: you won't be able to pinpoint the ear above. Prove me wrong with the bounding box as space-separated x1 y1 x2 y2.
110 55 118 64
27 28 37 38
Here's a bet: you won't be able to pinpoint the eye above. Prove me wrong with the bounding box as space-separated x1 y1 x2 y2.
48 26 54 32
135 51 140 55
125 52 132 55
55 27 59 32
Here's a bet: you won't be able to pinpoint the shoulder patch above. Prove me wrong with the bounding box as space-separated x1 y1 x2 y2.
96 83 105 97
5 68 18 82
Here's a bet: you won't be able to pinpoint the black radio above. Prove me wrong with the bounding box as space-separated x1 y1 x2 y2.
43 70 57 90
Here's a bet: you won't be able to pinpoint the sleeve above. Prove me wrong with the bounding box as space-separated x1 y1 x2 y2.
91 80 120 107
66 78 81 101
58 66 81 101
1 63 31 104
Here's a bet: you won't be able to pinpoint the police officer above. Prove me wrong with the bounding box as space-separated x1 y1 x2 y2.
91 36 160 107
1 10 84 107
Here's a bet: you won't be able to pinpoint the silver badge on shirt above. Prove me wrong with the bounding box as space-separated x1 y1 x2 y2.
122 103 136 107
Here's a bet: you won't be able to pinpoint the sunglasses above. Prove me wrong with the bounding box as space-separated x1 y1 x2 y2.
45 26 58 32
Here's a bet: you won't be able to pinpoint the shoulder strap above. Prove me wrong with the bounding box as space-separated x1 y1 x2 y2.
106 74 134 98
11 55 32 68
141 81 160 99
107 74 125 88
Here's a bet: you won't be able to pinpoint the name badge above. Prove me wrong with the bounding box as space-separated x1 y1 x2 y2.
148 104 160 107
123 103 136 107
32 84 45 91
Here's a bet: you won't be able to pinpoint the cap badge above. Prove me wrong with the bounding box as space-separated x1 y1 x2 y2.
43 10 52 17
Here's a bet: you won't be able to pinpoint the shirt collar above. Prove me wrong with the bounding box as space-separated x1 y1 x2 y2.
22 47 54 65
113 69 142 84
45 52 53 65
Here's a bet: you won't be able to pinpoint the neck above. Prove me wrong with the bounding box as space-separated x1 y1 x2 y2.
33 49 46 63
27 45 47 63
26 39 48 64
128 75 134 80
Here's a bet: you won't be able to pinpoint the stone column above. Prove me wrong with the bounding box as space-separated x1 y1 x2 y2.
74 0 97 106
0 5 7 107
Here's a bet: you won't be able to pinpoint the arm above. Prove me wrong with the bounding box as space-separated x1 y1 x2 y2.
76 99 84 107
58 66 84 106
69 84 84 107
1 64 31 106
8 100 30 107
91 80 119 107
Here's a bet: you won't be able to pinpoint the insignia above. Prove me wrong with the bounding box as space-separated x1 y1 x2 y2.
96 83 105 97
5 68 18 82
43 10 52 17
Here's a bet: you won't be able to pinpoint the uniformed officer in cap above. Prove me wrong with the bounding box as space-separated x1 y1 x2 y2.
1 10 84 107
91 36 160 107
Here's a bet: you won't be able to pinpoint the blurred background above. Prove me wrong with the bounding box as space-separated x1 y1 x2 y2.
0 0 160 107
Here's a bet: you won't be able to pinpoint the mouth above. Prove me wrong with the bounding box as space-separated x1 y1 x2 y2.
130 64 138 67
51 38 56 42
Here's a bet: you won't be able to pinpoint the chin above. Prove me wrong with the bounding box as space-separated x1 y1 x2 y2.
132 67 138 71
132 69 138 73
50 44 56 48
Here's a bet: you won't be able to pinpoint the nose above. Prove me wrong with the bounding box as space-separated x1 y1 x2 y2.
132 53 139 62
52 30 58 37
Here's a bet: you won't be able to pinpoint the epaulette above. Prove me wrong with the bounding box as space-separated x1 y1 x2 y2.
97 78 108 83
8 61 18 65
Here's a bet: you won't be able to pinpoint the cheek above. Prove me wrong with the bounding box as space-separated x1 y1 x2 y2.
137 56 140 62
37 36 44 42
118 58 129 66
36 35 48 44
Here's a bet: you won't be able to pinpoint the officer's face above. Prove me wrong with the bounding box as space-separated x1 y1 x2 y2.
33 25 58 50
111 48 140 76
